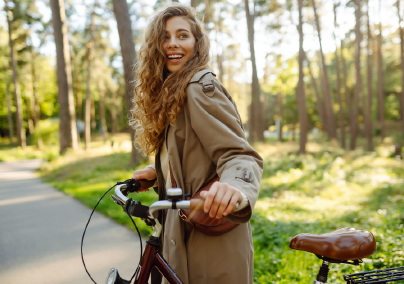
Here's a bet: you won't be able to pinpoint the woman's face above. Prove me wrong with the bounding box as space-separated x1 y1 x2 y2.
163 16 196 73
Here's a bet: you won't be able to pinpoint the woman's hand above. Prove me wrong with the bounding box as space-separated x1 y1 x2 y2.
131 167 157 193
199 182 242 219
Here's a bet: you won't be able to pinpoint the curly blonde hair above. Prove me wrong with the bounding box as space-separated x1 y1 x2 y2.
130 3 210 156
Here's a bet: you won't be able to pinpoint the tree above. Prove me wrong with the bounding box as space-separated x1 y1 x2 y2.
365 0 373 150
5 80 14 144
350 0 362 150
377 0 385 139
340 36 352 140
298 0 308 153
5 0 26 149
50 0 79 153
112 0 140 165
310 0 337 141
84 4 96 150
244 0 264 142
396 0 404 134
333 2 345 148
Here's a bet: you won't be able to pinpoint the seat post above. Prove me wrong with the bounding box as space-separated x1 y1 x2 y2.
313 260 329 284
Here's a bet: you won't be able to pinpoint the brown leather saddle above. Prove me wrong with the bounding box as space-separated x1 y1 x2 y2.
289 227 376 261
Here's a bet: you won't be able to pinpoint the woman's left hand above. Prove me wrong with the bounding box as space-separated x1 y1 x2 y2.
199 182 242 219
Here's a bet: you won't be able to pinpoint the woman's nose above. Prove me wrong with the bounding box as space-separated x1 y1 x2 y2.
167 36 179 48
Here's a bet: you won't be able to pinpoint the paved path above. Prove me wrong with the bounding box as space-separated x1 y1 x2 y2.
0 160 143 284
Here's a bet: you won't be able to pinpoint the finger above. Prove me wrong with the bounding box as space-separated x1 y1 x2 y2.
223 192 241 216
203 182 219 214
137 188 149 193
131 169 148 179
215 189 234 219
209 184 226 219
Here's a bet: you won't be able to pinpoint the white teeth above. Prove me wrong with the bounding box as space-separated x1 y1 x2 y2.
168 55 183 59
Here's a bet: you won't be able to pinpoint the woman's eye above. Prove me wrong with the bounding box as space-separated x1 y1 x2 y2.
163 35 169 40
180 34 188 39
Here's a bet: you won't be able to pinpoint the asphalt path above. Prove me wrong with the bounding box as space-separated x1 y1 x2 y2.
0 160 144 284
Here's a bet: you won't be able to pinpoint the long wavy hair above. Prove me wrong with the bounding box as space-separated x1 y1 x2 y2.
130 3 210 156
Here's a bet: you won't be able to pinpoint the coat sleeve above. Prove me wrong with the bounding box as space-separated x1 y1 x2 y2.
186 77 263 223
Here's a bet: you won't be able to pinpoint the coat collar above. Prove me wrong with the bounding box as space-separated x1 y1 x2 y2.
188 66 216 84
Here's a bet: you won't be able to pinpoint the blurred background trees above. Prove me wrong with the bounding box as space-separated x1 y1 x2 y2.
1 0 404 160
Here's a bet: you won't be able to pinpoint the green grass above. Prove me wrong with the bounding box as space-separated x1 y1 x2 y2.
4 135 404 283
252 141 404 283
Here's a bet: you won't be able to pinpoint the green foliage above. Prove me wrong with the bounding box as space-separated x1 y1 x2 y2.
33 118 59 145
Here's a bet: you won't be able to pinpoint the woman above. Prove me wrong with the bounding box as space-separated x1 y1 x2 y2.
130 3 263 284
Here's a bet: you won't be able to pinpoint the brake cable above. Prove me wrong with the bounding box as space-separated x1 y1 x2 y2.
81 182 143 283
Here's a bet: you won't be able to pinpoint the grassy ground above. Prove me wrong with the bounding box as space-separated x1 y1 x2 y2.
5 134 403 283
252 141 404 283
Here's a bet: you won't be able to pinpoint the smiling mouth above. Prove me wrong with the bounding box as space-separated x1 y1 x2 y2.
167 54 184 59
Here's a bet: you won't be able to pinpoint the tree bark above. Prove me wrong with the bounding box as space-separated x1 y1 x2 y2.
76 69 83 121
112 0 141 165
397 0 404 134
50 0 79 153
350 0 362 150
377 0 385 139
99 88 107 138
298 0 308 154
244 0 264 142
333 2 345 149
6 81 14 145
365 0 373 150
340 38 352 137
311 0 337 141
84 6 96 150
5 0 26 149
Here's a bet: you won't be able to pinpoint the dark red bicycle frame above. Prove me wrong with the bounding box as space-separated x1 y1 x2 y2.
133 242 183 284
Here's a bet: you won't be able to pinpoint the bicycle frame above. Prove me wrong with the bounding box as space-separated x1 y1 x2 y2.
133 237 182 284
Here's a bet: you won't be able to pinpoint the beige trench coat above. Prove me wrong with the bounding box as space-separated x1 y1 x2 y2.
154 67 263 284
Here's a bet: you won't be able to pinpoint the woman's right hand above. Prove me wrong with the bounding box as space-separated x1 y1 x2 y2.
131 167 157 192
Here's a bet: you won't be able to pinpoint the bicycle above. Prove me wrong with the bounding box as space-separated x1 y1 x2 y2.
81 180 404 284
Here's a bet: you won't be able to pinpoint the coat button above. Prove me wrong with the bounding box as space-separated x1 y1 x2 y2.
171 239 176 246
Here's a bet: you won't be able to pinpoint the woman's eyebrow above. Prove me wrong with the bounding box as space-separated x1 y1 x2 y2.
165 28 190 33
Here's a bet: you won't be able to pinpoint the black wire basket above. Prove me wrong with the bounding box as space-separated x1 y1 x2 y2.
344 266 404 283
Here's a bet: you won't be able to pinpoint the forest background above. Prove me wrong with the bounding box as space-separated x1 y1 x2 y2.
1 0 404 283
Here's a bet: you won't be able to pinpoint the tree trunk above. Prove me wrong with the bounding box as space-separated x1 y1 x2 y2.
30 43 40 127
190 0 196 8
365 0 373 150
5 0 26 149
277 92 283 142
298 0 308 154
244 0 264 143
333 2 345 149
311 0 337 141
110 89 118 134
112 0 141 165
215 7 224 83
304 52 326 131
377 0 385 139
84 6 96 150
76 69 83 121
351 0 362 150
99 88 107 138
340 38 352 138
6 81 14 145
397 0 404 134
50 0 79 154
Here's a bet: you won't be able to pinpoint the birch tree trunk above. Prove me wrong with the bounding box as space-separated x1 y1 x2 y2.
298 0 308 154
5 0 26 149
350 0 362 150
377 0 385 139
397 0 404 134
333 2 345 149
365 0 373 150
50 0 79 153
311 0 337 141
244 0 264 142
112 0 140 165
